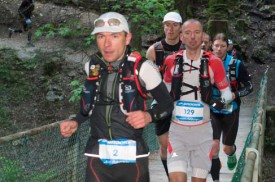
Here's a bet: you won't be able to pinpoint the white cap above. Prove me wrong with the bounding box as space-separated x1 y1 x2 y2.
228 39 233 45
92 12 129 35
163 12 182 23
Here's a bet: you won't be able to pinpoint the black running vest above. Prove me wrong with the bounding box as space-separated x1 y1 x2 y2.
80 51 149 117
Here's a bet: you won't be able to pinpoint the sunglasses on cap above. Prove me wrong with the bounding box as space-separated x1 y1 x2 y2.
94 18 121 28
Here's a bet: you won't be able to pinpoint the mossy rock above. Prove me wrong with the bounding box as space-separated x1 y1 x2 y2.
251 48 270 64
236 19 248 33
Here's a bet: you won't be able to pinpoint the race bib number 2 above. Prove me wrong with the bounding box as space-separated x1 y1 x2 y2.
175 100 204 122
98 139 136 165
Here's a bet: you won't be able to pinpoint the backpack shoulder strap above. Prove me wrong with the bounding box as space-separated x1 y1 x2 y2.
154 41 165 66
128 51 149 99
170 50 184 101
154 41 163 52
228 58 241 80
200 52 213 104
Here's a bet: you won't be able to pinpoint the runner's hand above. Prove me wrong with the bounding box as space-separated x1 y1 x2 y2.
125 111 152 129
60 120 78 137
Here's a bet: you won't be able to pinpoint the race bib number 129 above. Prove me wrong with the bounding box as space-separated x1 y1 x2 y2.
175 100 204 122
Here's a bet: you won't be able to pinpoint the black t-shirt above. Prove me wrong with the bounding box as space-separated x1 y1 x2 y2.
18 0 34 19
160 39 183 52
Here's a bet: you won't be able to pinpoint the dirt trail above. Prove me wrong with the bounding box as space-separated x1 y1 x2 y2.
0 25 93 64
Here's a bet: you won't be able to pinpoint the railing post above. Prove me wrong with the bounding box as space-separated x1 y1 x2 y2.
239 68 268 182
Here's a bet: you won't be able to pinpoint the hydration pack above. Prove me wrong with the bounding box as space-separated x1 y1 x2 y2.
211 55 241 113
80 51 149 116
213 55 240 98
154 41 185 75
170 51 225 110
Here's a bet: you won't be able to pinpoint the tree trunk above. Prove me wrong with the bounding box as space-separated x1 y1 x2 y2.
207 20 228 40
174 0 189 19
130 22 142 51
206 0 230 38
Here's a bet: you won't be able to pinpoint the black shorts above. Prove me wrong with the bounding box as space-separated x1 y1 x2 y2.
155 114 171 136
210 109 240 146
85 157 149 182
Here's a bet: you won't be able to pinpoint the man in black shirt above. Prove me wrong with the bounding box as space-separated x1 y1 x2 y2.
9 0 34 45
146 11 184 177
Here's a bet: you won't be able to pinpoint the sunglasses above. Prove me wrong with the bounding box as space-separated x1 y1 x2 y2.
94 18 121 28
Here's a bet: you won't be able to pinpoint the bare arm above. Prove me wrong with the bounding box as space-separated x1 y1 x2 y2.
146 44 156 62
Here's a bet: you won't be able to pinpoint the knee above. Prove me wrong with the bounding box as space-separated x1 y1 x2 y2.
158 134 168 149
160 143 167 155
223 145 234 155
212 140 220 156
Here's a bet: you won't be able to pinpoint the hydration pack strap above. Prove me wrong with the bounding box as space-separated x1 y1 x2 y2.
199 54 212 104
180 62 199 99
228 58 239 91
229 58 237 81
170 54 183 101
154 41 165 67
129 51 149 99
182 82 198 100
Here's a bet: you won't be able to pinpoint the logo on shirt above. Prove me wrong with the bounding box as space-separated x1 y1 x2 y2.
171 152 178 158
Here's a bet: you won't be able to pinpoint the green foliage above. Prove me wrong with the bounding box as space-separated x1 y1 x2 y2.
34 18 94 49
252 49 270 63
100 0 175 36
0 157 24 182
235 19 248 33
34 18 89 39
0 157 57 182
43 60 63 76
0 48 38 83
16 57 39 70
84 35 96 47
0 48 39 131
0 48 20 83
34 23 56 39
0 107 9 130
265 136 275 152
206 0 229 19
69 80 83 103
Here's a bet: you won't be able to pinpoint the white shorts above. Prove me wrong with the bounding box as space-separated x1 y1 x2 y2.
167 122 213 177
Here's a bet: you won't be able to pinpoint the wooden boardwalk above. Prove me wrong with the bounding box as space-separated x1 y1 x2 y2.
149 105 254 182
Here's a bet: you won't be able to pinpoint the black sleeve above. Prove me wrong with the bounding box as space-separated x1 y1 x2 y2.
146 82 174 122
75 78 96 125
75 112 89 125
235 62 253 98
236 52 243 62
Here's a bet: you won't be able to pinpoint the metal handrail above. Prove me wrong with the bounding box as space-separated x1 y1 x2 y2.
241 68 268 182
0 121 60 144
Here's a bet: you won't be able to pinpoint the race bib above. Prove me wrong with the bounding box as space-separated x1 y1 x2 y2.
175 100 204 123
98 139 136 165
